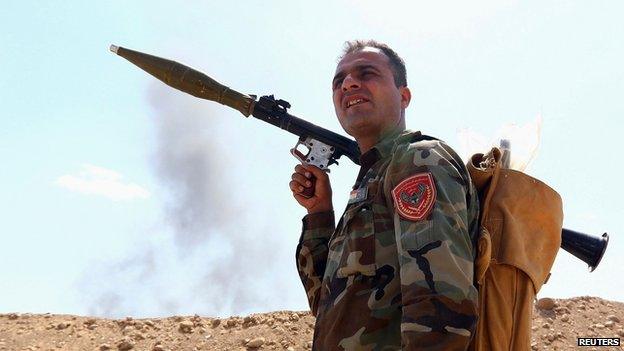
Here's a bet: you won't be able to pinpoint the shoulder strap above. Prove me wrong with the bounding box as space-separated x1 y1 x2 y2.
411 133 439 143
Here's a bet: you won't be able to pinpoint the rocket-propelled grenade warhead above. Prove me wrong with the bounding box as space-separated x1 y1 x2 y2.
109 44 255 117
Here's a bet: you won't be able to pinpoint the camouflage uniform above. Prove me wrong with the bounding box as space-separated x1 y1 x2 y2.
296 129 479 350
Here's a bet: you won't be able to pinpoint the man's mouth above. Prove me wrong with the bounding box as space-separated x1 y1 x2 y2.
345 97 369 109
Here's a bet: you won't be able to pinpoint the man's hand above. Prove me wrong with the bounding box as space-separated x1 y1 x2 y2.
289 164 333 214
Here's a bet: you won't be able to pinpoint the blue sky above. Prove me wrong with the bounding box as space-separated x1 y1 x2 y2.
1 1 622 318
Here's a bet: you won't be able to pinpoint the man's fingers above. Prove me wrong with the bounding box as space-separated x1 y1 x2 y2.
291 186 317 208
289 180 305 193
290 163 332 213
293 192 313 204
291 173 312 187
294 164 308 176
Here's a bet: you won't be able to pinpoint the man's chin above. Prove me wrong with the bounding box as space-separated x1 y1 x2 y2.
343 109 372 123
344 120 378 139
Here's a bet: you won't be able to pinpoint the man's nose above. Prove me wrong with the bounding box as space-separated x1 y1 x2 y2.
341 74 360 92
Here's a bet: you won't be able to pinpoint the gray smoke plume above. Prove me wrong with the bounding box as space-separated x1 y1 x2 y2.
147 84 237 248
79 83 295 318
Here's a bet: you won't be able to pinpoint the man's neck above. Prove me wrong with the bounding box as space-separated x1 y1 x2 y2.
356 126 405 154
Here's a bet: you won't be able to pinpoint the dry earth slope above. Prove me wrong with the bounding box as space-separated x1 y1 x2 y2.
1 297 623 350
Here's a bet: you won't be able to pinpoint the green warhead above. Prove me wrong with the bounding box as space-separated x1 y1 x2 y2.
109 44 255 117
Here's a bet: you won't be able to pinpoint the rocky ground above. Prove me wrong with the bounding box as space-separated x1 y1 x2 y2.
0 296 622 350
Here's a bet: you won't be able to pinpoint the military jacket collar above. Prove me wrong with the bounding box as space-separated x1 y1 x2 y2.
353 129 423 189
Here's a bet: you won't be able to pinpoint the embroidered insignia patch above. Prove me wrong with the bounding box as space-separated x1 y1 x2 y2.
391 172 436 221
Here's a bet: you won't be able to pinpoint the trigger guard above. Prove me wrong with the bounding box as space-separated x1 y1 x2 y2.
293 137 335 170
290 138 310 164
290 147 306 163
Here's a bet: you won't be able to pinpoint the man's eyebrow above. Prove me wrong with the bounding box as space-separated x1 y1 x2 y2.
332 64 380 86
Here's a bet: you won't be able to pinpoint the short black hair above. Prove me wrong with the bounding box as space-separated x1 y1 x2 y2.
339 40 407 87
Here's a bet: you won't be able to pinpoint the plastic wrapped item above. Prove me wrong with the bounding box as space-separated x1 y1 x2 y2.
458 115 543 172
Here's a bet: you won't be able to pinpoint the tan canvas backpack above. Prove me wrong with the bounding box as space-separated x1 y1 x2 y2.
467 147 563 351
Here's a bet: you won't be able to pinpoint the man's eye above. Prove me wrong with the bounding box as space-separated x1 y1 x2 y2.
361 71 374 78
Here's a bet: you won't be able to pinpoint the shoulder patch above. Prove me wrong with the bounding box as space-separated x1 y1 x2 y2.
391 172 436 221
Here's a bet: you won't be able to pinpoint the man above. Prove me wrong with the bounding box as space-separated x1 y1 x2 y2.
289 40 479 350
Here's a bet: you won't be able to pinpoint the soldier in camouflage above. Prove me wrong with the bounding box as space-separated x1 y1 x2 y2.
289 40 480 350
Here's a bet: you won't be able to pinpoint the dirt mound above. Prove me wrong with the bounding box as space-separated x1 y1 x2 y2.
531 296 623 350
1 297 622 350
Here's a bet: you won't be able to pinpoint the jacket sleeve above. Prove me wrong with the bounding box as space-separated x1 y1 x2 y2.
384 141 479 350
295 211 335 316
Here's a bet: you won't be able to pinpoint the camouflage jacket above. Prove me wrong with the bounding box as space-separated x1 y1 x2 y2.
296 130 479 350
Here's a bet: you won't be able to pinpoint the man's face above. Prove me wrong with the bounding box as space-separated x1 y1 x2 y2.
332 47 410 140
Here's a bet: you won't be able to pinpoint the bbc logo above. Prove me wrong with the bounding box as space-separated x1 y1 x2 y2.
577 338 620 346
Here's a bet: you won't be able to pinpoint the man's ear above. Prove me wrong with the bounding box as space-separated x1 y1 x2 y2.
400 86 411 109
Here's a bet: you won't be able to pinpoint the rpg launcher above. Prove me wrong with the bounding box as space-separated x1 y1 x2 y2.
110 45 608 271
109 44 360 198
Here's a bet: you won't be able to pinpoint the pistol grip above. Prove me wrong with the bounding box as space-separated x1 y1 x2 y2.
301 175 316 199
